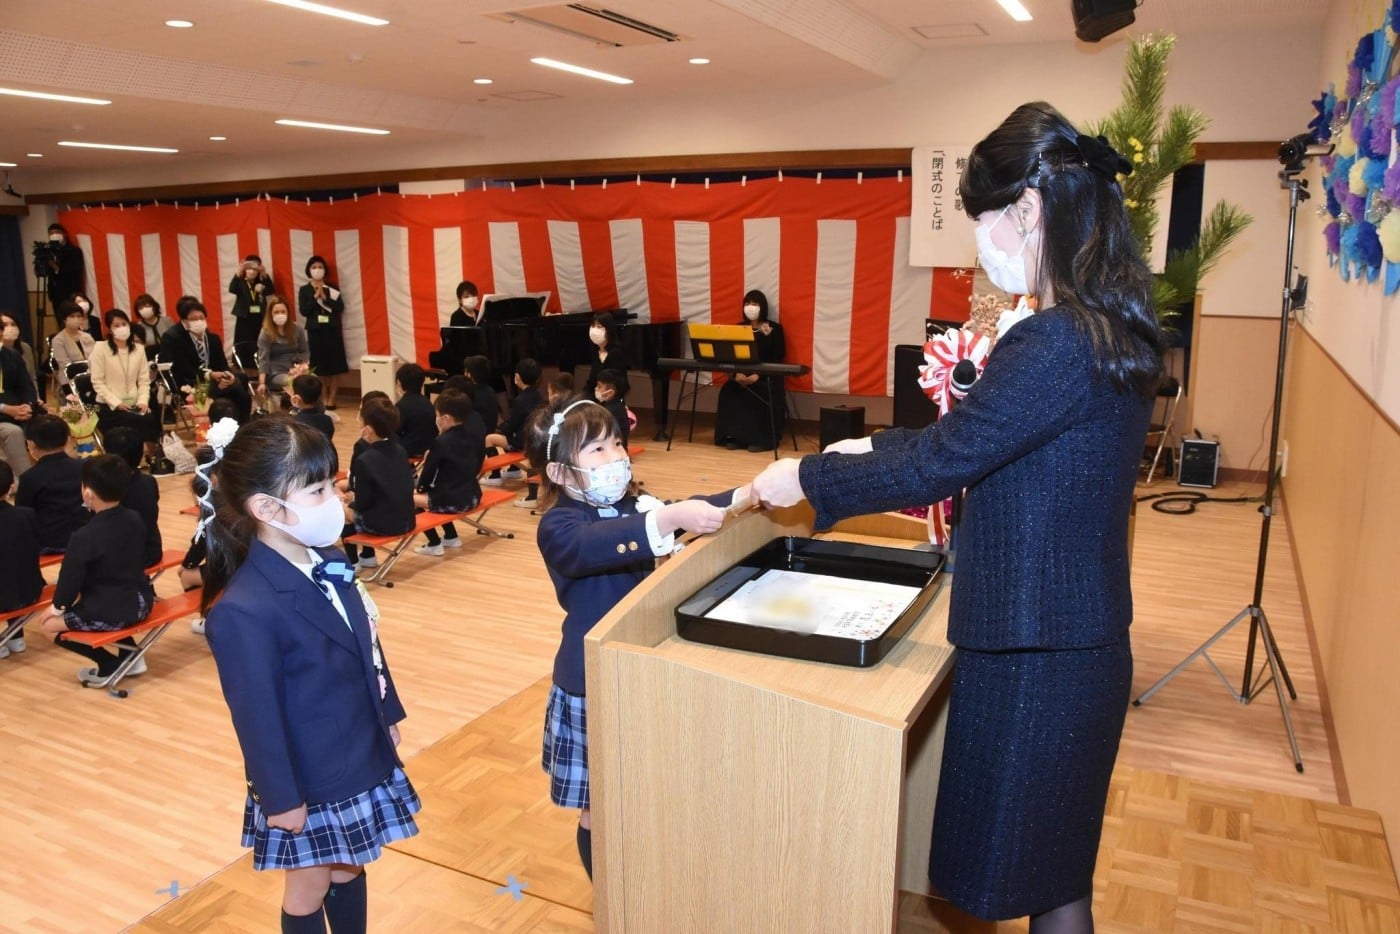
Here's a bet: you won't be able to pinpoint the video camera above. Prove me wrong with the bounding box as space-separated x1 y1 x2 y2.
31 240 60 280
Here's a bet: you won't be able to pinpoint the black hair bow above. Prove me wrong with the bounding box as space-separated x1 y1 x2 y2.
1076 134 1133 181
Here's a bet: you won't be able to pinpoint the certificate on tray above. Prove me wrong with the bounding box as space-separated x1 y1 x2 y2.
675 537 945 667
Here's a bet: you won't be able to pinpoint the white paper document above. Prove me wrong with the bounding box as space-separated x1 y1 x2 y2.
705 569 921 641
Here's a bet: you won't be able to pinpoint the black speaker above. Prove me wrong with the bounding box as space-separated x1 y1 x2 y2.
1178 439 1220 488
893 344 939 431
819 405 865 451
1072 0 1135 42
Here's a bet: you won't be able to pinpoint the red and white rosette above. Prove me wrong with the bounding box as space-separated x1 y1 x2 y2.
917 327 992 417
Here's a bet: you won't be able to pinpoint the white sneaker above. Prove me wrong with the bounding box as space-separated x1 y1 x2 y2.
501 465 526 480
78 667 108 686
414 543 444 557
480 475 504 487
190 617 206 635
357 554 379 569
440 536 463 549
126 656 148 676
513 495 538 509
0 644 9 660
5 636 25 654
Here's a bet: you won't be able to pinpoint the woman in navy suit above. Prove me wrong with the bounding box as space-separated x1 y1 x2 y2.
200 415 419 934
752 102 1165 931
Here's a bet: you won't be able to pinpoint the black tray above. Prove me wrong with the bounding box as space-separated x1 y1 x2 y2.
675 536 945 667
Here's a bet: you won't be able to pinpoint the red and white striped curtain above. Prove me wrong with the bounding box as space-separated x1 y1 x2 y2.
58 178 972 396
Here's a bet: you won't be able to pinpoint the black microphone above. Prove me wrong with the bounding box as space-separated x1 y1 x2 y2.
951 359 978 396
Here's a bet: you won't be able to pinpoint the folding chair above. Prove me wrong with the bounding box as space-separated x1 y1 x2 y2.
1143 377 1183 484
155 362 197 436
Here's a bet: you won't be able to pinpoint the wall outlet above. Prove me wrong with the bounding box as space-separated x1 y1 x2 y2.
1279 440 1289 478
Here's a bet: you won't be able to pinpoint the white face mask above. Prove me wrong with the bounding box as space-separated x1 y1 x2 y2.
137 306 157 320
265 494 346 548
743 304 760 322
588 326 606 347
461 296 478 311
110 325 130 342
49 233 63 243
273 312 288 326
187 319 208 336
76 299 90 312
309 267 326 281
567 457 631 507
974 205 1031 296
2 325 18 343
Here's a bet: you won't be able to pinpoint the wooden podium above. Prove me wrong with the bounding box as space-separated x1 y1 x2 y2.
585 504 956 933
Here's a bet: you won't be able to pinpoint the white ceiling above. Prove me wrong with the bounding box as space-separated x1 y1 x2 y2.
0 0 1329 186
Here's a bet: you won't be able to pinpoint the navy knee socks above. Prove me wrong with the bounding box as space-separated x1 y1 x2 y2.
323 871 367 934
577 824 593 880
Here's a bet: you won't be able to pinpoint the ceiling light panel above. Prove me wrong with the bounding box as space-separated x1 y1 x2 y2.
275 118 390 134
265 0 389 27
530 57 632 84
0 86 109 105
58 140 179 153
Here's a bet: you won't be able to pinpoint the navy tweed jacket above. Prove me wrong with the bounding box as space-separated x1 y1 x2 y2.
799 307 1152 652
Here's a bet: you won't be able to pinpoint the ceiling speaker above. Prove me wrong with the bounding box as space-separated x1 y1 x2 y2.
1072 0 1136 42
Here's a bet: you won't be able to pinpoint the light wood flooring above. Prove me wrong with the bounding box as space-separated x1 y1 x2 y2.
0 409 1387 931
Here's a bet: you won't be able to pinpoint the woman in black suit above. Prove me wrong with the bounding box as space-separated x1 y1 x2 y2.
298 255 347 409
581 312 628 399
713 289 786 452
752 103 1165 931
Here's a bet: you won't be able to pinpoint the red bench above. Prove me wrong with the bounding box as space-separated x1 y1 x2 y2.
58 589 205 698
343 487 517 587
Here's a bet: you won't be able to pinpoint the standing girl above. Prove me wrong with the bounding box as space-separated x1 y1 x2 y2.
524 397 734 879
299 255 348 409
201 415 419 933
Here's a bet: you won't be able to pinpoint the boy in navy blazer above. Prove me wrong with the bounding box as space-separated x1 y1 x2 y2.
0 460 44 658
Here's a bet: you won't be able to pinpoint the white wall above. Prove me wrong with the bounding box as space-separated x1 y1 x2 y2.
29 27 1323 197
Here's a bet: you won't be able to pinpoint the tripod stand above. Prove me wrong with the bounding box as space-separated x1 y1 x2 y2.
1132 165 1311 774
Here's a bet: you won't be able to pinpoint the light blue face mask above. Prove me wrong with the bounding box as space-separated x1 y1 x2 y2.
567 457 631 507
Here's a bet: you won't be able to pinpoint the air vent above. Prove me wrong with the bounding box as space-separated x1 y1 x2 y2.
490 4 685 47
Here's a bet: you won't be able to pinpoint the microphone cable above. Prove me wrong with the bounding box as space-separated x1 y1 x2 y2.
1134 489 1263 515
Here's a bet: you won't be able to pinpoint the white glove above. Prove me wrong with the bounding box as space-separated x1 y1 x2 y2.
823 436 874 455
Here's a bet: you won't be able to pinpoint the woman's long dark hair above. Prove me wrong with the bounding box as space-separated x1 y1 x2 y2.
959 101 1165 398
200 415 339 614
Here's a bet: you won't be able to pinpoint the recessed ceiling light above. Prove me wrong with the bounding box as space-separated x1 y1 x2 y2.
530 57 632 86
993 0 1033 22
209 136 227 141
0 87 110 106
689 58 710 65
165 19 194 28
275 118 390 135
27 153 42 158
58 141 180 153
266 0 389 26
473 77 493 85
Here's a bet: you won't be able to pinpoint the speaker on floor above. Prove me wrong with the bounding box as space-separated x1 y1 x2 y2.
1071 0 1135 42
819 405 865 451
893 344 940 431
1178 439 1220 488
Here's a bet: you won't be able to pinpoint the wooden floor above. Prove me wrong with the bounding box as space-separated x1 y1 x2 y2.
0 408 1387 931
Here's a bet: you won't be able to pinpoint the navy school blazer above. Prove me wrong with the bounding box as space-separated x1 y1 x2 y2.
206 539 407 815
799 307 1153 653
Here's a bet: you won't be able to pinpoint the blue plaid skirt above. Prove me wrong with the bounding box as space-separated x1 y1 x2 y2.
542 685 589 810
61 591 150 632
241 767 420 870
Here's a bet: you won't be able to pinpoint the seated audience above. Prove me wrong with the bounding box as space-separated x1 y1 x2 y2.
39 454 156 685
90 308 162 469
413 388 486 556
0 315 42 478
0 459 45 658
159 296 251 422
16 414 87 553
594 367 632 449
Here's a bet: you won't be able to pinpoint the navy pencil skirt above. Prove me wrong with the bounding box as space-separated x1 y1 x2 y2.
929 632 1132 920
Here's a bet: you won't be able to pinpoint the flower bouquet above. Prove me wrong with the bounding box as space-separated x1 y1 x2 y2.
59 396 100 457
182 374 213 442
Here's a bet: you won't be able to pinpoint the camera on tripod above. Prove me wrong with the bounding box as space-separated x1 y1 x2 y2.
31 240 59 280
1278 133 1334 172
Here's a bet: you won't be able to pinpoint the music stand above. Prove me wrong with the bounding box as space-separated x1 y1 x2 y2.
686 323 757 364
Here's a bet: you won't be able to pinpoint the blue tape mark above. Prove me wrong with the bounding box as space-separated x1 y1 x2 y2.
155 880 181 898
494 875 527 901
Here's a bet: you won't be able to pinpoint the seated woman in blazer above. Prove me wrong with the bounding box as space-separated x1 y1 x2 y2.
90 309 161 467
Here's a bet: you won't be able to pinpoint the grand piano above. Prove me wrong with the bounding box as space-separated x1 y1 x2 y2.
428 295 685 441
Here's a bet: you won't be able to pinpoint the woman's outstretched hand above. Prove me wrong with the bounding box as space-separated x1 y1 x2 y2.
751 458 805 509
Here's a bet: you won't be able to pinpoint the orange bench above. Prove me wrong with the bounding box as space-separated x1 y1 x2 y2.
479 451 527 477
0 584 59 647
343 487 517 587
58 589 205 698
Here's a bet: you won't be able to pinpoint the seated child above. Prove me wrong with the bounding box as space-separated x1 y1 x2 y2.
515 371 576 510
207 397 242 426
101 426 163 569
486 357 543 456
412 389 486 556
16 414 88 553
337 396 415 569
40 454 157 684
291 373 334 441
395 363 437 459
0 460 45 658
594 367 632 449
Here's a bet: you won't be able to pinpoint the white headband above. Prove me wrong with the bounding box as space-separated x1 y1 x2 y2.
545 399 600 463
